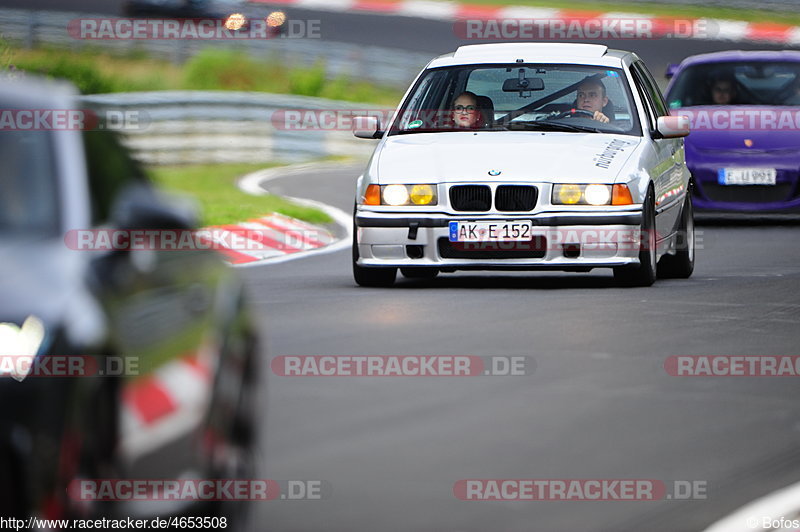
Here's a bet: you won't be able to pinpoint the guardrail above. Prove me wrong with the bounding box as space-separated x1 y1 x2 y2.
80 91 382 165
0 8 431 87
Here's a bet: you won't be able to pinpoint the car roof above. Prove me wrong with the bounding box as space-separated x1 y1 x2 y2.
0 74 78 108
427 43 634 68
678 50 800 68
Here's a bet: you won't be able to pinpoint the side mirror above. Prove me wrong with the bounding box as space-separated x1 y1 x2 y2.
112 184 200 230
656 115 690 138
353 116 383 139
665 64 679 79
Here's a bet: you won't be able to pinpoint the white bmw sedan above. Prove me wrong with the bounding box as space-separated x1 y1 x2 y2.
353 43 693 287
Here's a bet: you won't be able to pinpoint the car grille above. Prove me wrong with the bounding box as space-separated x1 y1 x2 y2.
495 185 537 211
438 237 547 259
450 185 492 211
449 185 538 212
701 183 793 204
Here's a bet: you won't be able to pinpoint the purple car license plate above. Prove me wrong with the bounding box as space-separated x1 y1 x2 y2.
718 168 776 186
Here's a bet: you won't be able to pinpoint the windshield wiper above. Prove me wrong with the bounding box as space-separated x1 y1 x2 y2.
504 121 602 133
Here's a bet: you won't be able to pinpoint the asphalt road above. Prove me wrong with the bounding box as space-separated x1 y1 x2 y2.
242 162 800 532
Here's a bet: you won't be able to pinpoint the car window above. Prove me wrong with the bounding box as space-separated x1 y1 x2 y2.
390 64 642 136
0 130 60 237
633 61 669 117
630 67 658 133
82 129 148 225
666 61 800 107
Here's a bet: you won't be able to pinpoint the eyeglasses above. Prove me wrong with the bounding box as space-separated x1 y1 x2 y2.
454 105 476 112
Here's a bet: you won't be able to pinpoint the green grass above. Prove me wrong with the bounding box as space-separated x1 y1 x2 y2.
148 163 332 226
433 0 800 26
5 45 404 105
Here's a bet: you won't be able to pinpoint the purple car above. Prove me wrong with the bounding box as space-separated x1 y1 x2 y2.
664 51 800 213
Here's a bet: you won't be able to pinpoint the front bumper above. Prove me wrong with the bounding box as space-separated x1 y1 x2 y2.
355 210 644 270
687 161 800 213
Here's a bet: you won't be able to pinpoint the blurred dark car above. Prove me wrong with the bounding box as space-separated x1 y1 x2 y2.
0 76 260 527
122 0 288 35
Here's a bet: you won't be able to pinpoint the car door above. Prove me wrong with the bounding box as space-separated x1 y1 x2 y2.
631 62 685 240
82 129 224 487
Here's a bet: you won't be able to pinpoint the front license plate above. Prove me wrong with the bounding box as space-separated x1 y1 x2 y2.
718 168 776 185
449 221 533 242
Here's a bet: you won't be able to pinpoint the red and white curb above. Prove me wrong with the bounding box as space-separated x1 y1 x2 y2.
201 163 351 267
252 0 800 45
120 345 214 460
202 212 338 266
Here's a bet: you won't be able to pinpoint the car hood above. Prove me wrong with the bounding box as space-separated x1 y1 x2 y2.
677 106 800 152
376 132 641 184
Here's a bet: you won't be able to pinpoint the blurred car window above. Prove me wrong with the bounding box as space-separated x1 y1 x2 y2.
667 61 800 107
0 130 59 236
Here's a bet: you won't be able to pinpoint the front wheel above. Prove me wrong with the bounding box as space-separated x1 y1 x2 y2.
657 192 695 279
614 190 657 287
352 231 396 287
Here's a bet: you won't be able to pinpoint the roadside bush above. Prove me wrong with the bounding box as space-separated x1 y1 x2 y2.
183 48 270 91
13 52 118 93
288 61 326 97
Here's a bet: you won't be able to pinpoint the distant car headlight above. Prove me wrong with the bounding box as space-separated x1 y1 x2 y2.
225 13 247 31
266 11 287 28
363 184 438 206
553 184 624 206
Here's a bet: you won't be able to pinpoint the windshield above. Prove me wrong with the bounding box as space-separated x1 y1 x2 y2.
389 64 641 136
667 61 800 107
0 131 60 237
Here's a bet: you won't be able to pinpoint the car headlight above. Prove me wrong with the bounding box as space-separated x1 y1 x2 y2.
224 13 247 31
364 184 438 206
552 184 633 206
0 315 47 382
266 11 287 28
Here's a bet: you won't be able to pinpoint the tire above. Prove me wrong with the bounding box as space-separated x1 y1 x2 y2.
352 229 397 287
614 189 657 287
657 192 695 279
400 267 439 279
